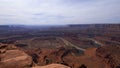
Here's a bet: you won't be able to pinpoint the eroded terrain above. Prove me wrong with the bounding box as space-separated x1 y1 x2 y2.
0 24 120 68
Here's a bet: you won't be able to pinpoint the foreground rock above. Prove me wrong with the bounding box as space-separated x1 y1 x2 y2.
96 45 120 68
32 64 70 68
0 44 33 68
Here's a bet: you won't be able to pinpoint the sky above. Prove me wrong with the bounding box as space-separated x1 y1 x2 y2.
0 0 120 25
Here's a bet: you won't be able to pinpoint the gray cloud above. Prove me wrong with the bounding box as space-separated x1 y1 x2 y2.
0 0 120 25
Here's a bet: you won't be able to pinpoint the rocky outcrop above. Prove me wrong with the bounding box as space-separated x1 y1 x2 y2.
0 43 33 68
32 64 70 68
96 45 120 68
31 47 70 66
25 47 108 68
1 43 117 68
24 47 83 68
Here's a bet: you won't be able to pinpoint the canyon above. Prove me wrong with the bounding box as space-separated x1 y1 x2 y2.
0 24 120 68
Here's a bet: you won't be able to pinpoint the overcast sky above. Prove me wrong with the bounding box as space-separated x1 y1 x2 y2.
0 0 120 25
